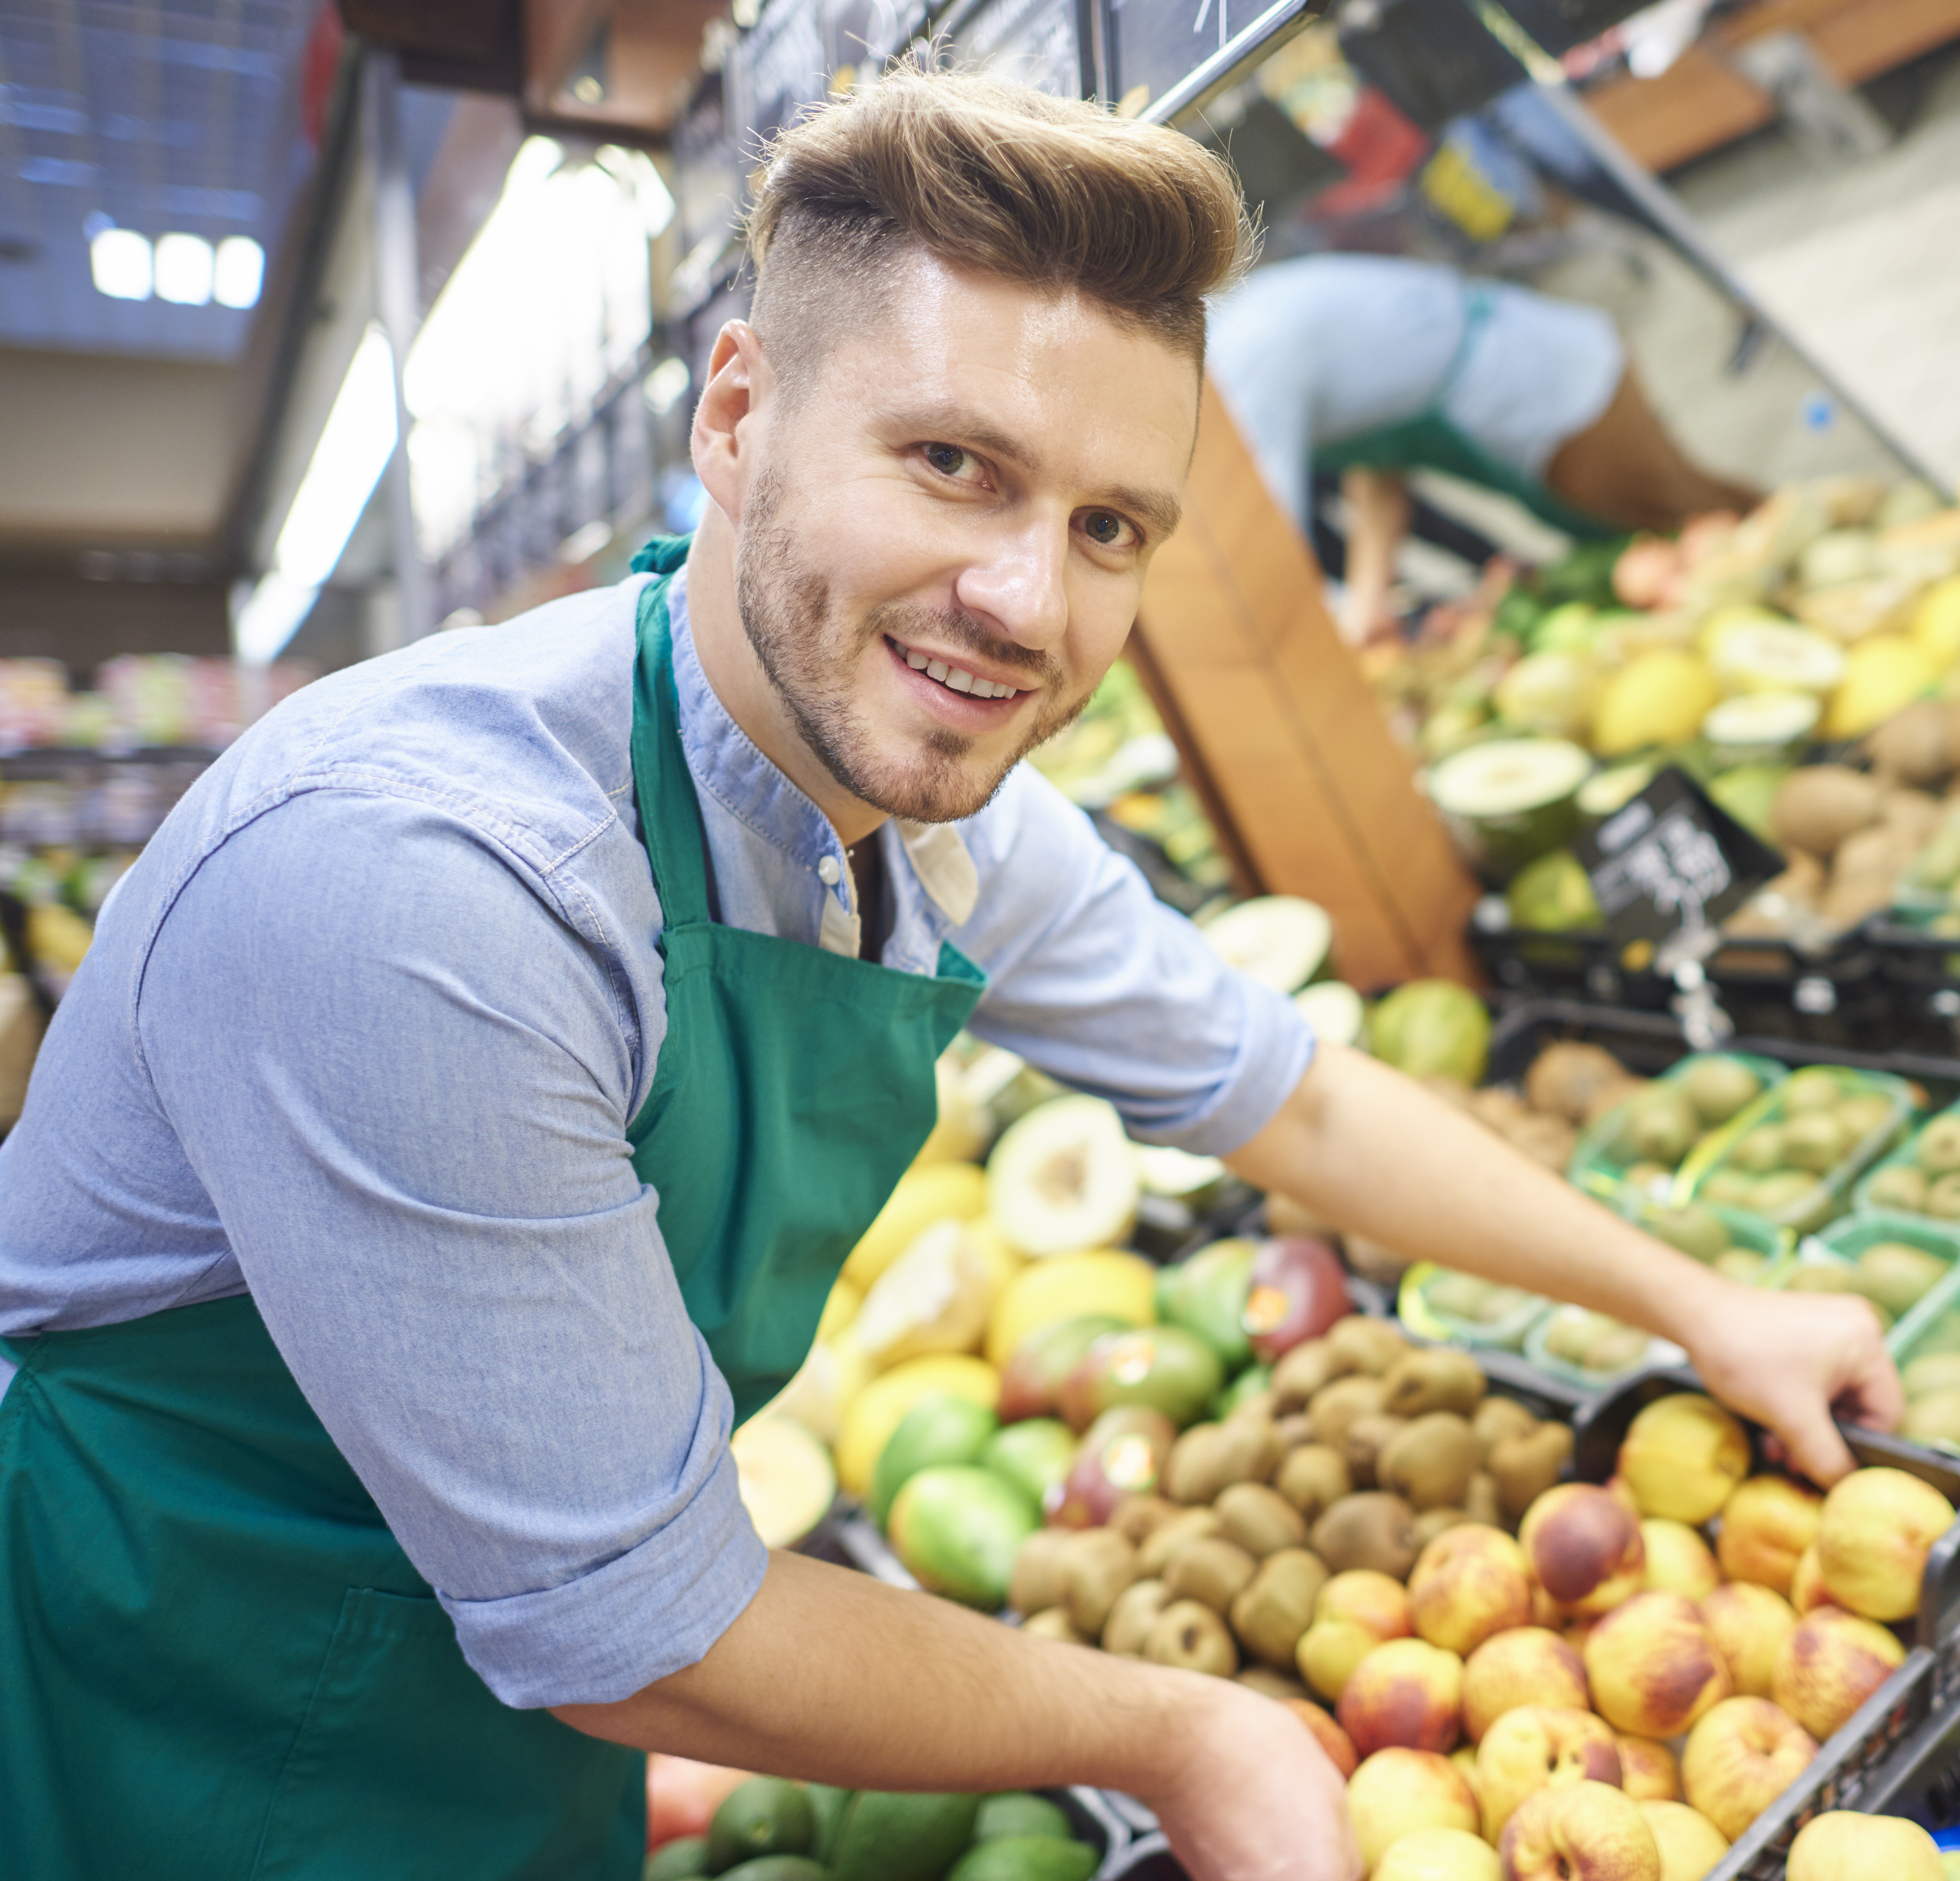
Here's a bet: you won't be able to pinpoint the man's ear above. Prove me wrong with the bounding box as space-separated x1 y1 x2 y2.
692 320 771 523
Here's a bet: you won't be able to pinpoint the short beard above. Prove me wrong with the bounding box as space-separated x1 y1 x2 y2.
732 469 1095 824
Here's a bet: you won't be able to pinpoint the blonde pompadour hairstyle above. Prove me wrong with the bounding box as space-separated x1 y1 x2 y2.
745 58 1255 381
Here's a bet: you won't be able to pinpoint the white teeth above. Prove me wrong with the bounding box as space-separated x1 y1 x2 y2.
946 668 974 693
926 660 949 683
906 649 929 670
894 638 1020 700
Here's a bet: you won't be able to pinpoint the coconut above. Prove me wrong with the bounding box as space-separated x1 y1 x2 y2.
1771 767 1885 859
1703 692 1820 769
1294 981 1366 1050
1201 897 1333 994
1428 738 1593 880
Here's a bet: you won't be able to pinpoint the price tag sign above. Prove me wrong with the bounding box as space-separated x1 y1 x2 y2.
1575 767 1782 948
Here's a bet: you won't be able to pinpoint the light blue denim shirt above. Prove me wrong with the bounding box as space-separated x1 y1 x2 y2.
0 567 1313 1710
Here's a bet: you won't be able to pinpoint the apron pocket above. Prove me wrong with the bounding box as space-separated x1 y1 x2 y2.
254 1587 641 1881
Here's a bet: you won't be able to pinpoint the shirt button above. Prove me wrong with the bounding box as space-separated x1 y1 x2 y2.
817 856 841 886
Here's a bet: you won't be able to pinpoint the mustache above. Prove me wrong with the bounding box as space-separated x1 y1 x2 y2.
865 600 1063 689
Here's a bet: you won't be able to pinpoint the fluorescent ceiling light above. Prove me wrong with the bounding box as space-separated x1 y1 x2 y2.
234 324 399 664
91 228 152 300
214 236 264 309
155 232 214 305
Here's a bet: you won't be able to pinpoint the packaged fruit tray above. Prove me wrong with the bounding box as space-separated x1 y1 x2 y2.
1855 1101 1960 1231
1520 1307 1686 1394
1767 1214 1960 1353
1889 1268 1960 1454
1572 1370 1960 1881
1614 1194 1794 1284
1396 1263 1551 1353
1567 1052 1789 1206
1681 1064 1918 1234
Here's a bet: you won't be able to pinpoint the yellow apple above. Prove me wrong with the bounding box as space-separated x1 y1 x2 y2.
1680 1695 1818 1841
1617 1395 1748 1524
1699 1582 1797 1699
1346 1746 1480 1872
1716 1475 1822 1596
1522 1484 1647 1617
1641 1521 1720 1601
1410 1524 1536 1658
1463 1627 1591 1741
1814 1467 1955 1623
1500 1780 1661 1881
1476 1704 1621 1840
1584 1592 1732 1739
1772 1607 1908 1742
1637 1801 1729 1881
1787 1810 1944 1881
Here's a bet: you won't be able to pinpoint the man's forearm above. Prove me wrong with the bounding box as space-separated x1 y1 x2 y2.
1225 1043 1729 1350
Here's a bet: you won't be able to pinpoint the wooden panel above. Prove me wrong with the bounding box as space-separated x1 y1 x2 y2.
1132 383 1482 991
1806 0 1960 78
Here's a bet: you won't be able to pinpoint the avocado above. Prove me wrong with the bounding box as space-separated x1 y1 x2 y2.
829 1792 982 1881
948 1837 1097 1881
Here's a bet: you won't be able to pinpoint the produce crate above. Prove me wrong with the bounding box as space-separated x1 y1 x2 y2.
1869 918 1960 1055
1521 1307 1685 1396
1773 1215 1960 1357
1396 1262 1550 1353
1855 1101 1960 1232
1567 1051 1788 1205
1573 1369 1960 1880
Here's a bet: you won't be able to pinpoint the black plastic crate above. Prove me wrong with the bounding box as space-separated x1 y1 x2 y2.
1573 1368 1960 1878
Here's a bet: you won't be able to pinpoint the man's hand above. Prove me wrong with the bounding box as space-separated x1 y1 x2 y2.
1685 1287 1903 1485
1146 1683 1361 1881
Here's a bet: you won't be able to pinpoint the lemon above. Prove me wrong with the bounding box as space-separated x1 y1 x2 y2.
1825 632 1938 738
984 1248 1157 1368
1591 650 1719 756
1912 575 1960 668
834 1352 999 1498
840 1162 988 1293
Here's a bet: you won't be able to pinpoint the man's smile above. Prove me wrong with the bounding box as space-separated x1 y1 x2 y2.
881 632 1038 715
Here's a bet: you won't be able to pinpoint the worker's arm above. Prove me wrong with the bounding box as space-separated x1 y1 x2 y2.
1226 1043 1901 1484
555 1548 1360 1881
1334 466 1411 646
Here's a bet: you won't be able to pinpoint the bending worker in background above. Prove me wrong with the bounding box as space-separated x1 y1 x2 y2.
0 64 1894 1881
1208 252 1761 642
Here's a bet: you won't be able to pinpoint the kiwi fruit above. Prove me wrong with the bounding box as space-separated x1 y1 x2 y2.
1646 1205 1731 1265
1226 1389 1278 1427
1729 1127 1786 1175
1022 1608 1090 1645
1414 1507 1472 1548
1272 1339 1336 1410
1310 1491 1421 1579
1524 1041 1627 1125
1713 1249 1769 1285
1782 1068 1844 1115
1010 1528 1072 1616
1144 1599 1238 1677
1163 1536 1259 1614
1489 1421 1573 1521
1870 1163 1931 1213
1913 1310 1960 1358
1235 1664 1312 1703
1101 1577 1172 1656
1060 1528 1139 1637
1463 1471 1503 1528
1381 1348 1486 1419
1471 1396 1538 1460
1918 1115 1960 1177
1837 1091 1897 1143
1507 1115 1577 1171
1856 1242 1948 1317
1324 1317 1412 1379
1275 1444 1352 1522
1752 1171 1826 1219
1162 1420 1282 1505
1782 1112 1850 1174
1678 1056 1763 1128
1108 1495 1178 1545
1903 1351 1960 1399
1214 1481 1310 1558
1928 1174 1960 1221
1137 1508 1222 1578
1308 1376 1388 1448
1274 1412 1318 1448
1228 1548 1328 1669
1902 1389 1960 1449
1377 1412 1480 1512
1700 1170 1759 1209
1341 1412 1408 1489
1621 1085 1700 1167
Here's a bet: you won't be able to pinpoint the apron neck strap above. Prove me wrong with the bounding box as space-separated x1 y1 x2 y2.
629 566 714 929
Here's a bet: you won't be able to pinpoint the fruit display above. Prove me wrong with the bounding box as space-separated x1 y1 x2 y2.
1567 1053 1779 1203
1858 1104 1960 1226
1752 1216 1959 1341
645 1771 1105 1881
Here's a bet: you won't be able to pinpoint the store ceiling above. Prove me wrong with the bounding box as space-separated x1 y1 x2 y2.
0 0 324 360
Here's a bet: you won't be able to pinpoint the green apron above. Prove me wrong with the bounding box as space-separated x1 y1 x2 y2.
1317 284 1619 543
0 536 984 1878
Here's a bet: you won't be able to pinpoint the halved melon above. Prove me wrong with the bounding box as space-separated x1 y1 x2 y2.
1199 895 1333 993
1707 621 1846 697
1703 691 1820 766
730 1415 837 1548
1293 980 1366 1049
1428 737 1593 880
1133 1143 1229 1201
1577 761 1655 821
986 1094 1140 1258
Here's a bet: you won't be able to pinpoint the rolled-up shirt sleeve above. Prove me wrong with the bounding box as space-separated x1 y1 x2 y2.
137 788 767 1710
952 766 1315 1155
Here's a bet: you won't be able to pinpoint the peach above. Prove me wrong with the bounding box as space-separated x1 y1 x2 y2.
1640 1521 1719 1601
1617 1395 1748 1524
1410 1524 1535 1658
1637 1801 1729 1881
1500 1780 1661 1881
1283 1697 1358 1778
1787 1810 1944 1881
1531 1581 1565 1629
1699 1582 1797 1698
1298 1619 1383 1703
1523 1484 1647 1617
1789 1544 1829 1615
1297 1569 1415 1701
1680 1696 1818 1841
1584 1592 1732 1739
1338 1636 1465 1758
1374 1827 1502 1881
1476 1705 1621 1840
1463 1627 1590 1741
1614 1738 1680 1804
1814 1467 1955 1623
1715 1474 1822 1596
1346 1746 1479 1873
1771 1607 1907 1742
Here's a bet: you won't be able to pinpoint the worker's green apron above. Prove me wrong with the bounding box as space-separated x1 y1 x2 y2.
1317 284 1618 543
0 535 984 1879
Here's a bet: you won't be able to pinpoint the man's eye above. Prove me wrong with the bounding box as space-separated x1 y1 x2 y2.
1083 511 1136 548
924 443 970 478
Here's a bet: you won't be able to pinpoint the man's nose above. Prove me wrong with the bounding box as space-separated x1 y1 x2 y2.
952 519 1070 653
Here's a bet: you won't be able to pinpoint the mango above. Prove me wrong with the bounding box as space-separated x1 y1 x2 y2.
835 1354 1000 1499
986 1251 1156 1369
870 1394 999 1528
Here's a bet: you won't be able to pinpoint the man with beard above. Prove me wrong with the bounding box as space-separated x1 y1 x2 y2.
0 62 1896 1881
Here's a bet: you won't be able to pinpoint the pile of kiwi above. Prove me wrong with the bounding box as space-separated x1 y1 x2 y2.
1005 1316 1574 1690
1901 1332 1960 1447
1697 1066 1904 1228
1866 1111 1960 1222
1593 1054 1770 1192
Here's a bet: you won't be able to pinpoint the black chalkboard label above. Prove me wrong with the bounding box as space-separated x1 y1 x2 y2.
1575 767 1783 947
